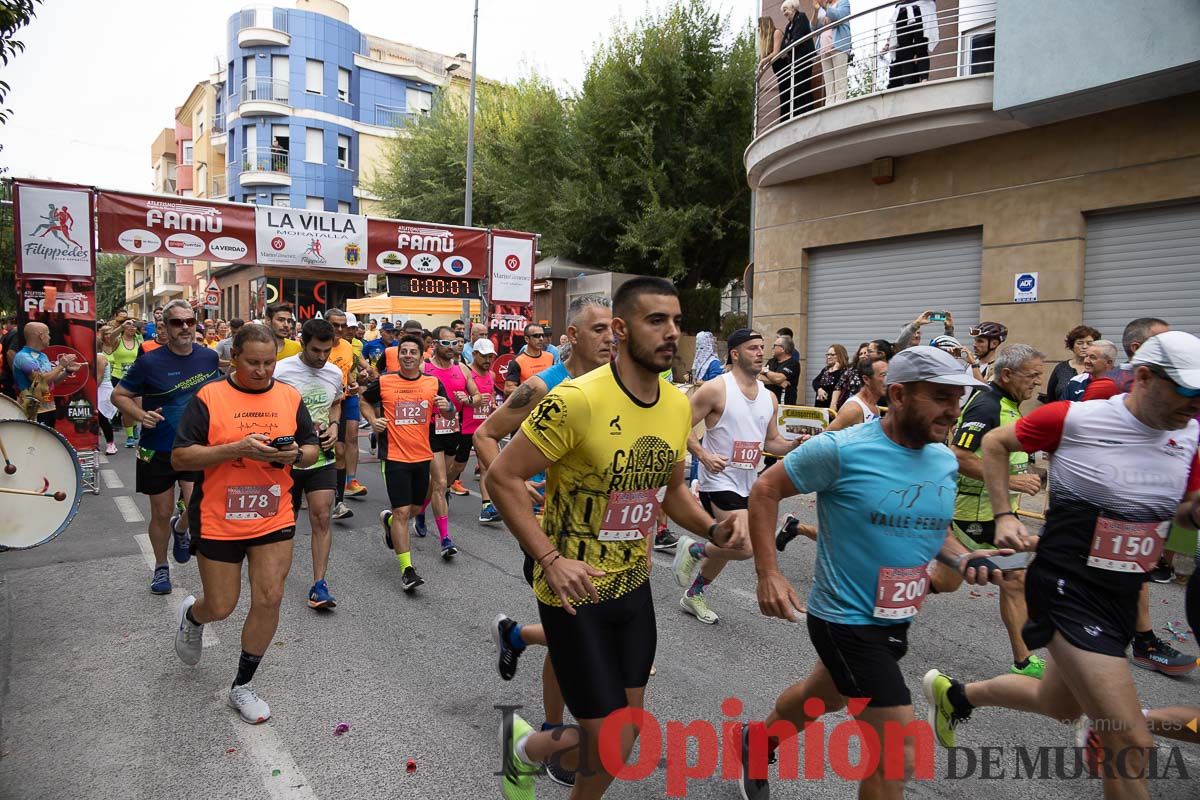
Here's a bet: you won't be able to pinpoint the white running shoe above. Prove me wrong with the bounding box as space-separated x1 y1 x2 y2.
228 682 271 724
680 594 719 624
672 535 701 588
174 595 203 665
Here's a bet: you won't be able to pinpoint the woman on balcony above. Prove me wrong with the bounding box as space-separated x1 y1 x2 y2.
759 0 817 122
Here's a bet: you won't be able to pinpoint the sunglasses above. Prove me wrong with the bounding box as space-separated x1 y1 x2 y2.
1146 365 1200 398
167 318 197 328
526 333 545 339
436 339 456 348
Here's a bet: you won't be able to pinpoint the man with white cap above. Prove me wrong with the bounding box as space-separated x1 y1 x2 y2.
925 331 1200 799
738 346 1008 800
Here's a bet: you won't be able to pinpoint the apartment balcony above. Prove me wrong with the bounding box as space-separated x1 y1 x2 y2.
239 77 289 116
211 174 228 199
745 1 1024 188
239 146 291 188
372 104 422 130
212 113 226 153
237 6 289 48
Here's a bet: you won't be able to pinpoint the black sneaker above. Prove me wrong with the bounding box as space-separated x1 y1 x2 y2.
492 614 524 681
539 726 577 788
1132 634 1197 676
653 528 679 552
401 566 424 592
1150 559 1174 584
738 727 771 800
776 515 801 552
379 510 393 549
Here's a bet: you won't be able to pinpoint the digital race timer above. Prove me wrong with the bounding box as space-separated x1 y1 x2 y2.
388 276 481 298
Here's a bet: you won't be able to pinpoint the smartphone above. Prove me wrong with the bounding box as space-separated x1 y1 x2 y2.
968 551 1031 572
269 435 296 449
928 311 947 322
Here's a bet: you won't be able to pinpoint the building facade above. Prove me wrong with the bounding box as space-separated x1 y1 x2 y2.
131 0 473 322
748 0 1200 403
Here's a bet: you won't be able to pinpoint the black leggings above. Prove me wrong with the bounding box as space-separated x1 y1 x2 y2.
1188 565 1199 640
98 412 114 444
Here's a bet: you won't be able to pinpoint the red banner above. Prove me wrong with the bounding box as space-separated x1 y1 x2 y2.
15 278 100 452
367 218 488 278
96 191 258 266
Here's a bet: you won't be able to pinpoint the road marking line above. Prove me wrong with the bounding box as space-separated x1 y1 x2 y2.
134 534 220 649
101 469 124 489
113 496 144 522
219 700 320 800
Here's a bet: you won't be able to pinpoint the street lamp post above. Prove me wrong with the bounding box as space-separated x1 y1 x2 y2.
463 0 480 323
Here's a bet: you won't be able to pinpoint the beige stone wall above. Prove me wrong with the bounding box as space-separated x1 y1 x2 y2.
752 93 1200 391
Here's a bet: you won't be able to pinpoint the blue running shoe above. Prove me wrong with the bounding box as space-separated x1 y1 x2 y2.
441 538 459 560
169 514 191 564
414 514 428 538
308 579 337 609
150 565 172 595
479 503 502 524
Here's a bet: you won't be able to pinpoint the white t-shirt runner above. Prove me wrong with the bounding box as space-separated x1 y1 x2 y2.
273 354 343 470
697 372 775 497
1014 396 1200 592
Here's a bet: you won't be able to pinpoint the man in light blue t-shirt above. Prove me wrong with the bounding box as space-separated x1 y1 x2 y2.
736 346 1011 800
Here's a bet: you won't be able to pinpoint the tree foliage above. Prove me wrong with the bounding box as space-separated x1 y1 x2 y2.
370 0 754 290
96 254 127 321
1 0 44 125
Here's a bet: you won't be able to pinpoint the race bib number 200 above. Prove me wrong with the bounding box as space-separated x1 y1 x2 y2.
873 566 929 620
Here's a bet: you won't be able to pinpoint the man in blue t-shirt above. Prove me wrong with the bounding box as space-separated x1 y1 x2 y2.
737 347 1010 800
12 322 82 426
112 300 221 595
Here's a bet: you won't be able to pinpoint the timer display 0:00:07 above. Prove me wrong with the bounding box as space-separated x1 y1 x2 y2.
395 277 480 298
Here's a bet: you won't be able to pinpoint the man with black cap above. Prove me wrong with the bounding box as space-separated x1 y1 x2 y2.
738 346 1009 800
674 329 802 624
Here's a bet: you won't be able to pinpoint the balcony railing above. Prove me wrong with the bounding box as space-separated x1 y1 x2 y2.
238 6 288 33
374 104 422 129
212 112 225 134
754 1 996 137
240 76 289 106
242 146 289 174
211 174 227 198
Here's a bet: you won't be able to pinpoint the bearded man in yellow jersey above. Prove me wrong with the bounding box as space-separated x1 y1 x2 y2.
488 276 742 800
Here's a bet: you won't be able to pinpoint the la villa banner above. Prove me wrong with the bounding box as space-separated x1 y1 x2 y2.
255 206 368 271
96 191 257 266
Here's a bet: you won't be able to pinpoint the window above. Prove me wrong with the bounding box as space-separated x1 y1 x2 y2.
306 59 323 95
306 196 324 211
228 61 235 94
195 109 204 138
337 201 350 214
182 141 194 165
406 88 432 116
338 68 350 102
305 128 323 163
272 194 291 207
337 134 350 169
967 31 995 76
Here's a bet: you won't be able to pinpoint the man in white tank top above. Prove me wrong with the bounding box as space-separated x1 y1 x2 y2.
674 329 802 623
826 357 887 431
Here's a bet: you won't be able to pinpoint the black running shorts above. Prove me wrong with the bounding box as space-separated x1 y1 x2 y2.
1022 561 1137 658
135 450 196 496
538 580 656 720
807 613 911 708
699 490 749 515
429 430 463 457
452 432 473 464
195 527 295 564
289 464 337 510
384 460 431 509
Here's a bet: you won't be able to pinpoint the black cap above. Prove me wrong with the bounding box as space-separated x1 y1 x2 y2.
725 328 763 362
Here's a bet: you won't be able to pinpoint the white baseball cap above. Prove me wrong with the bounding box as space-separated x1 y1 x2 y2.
1128 331 1200 390
472 338 496 356
344 312 358 327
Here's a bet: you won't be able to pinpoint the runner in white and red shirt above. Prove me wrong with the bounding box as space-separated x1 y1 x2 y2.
924 331 1200 798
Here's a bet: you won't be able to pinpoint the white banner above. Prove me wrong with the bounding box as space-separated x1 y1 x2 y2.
489 233 534 304
254 207 367 271
16 183 95 278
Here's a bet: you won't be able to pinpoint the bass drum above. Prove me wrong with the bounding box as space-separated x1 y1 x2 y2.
0 420 82 551
0 394 24 420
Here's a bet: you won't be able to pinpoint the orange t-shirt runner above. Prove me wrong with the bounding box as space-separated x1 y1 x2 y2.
363 373 446 463
173 377 318 540
507 350 555 385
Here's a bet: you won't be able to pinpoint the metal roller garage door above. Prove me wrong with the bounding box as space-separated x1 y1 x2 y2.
804 230 982 403
1084 203 1200 341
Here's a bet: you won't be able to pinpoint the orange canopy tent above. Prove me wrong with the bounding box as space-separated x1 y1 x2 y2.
347 295 482 316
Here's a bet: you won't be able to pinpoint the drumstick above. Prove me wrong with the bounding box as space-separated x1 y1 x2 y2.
0 433 14 474
0 485 67 501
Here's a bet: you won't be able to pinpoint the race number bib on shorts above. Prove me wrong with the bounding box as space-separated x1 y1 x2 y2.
598 489 661 541
434 410 459 435
393 400 430 426
729 440 762 470
225 485 282 520
873 566 929 620
1087 517 1168 573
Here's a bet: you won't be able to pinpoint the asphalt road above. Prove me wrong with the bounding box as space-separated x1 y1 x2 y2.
1 438 1197 799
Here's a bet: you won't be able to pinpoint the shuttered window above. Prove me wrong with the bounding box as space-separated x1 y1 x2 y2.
804 229 982 403
1084 203 1200 341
